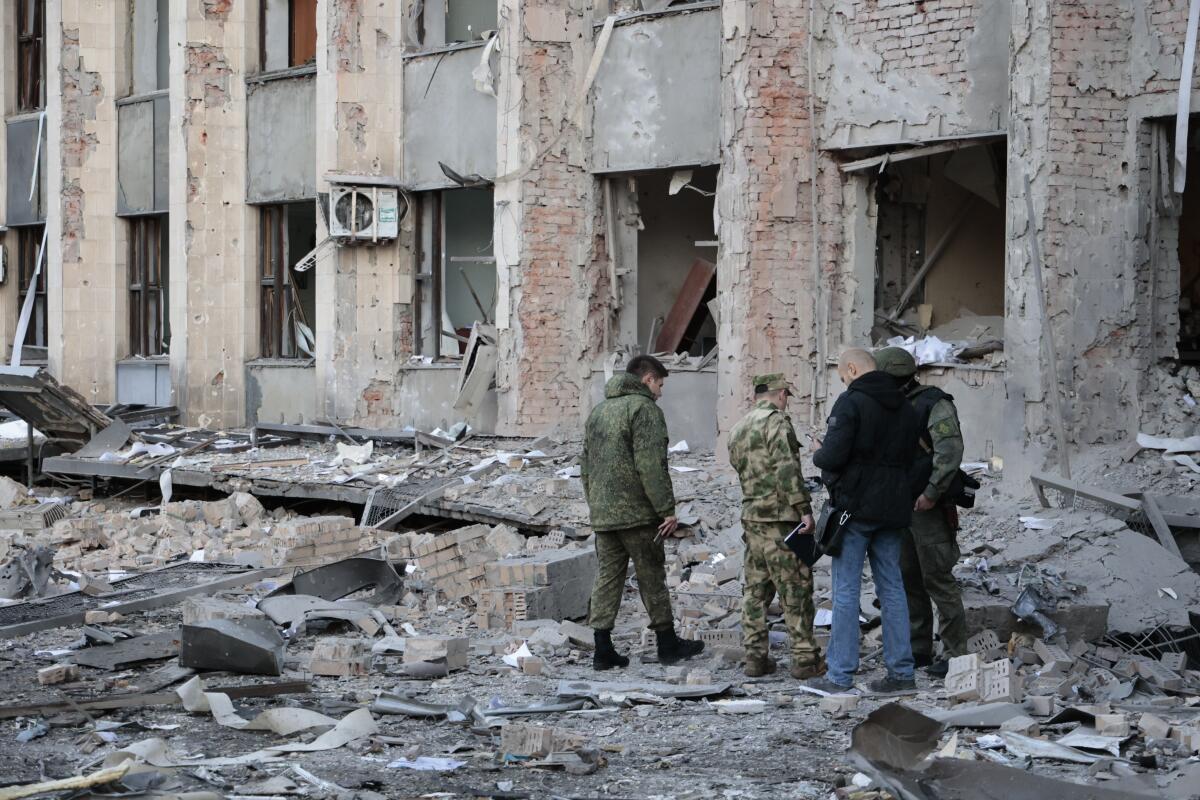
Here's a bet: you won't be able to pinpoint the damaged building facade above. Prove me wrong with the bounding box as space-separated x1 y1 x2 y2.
0 0 1196 476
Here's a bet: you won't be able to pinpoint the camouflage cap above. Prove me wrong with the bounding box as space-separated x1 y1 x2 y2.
752 373 793 393
874 346 918 378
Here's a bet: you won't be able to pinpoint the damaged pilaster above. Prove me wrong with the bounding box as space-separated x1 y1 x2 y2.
493 0 607 435
315 0 407 426
716 0 841 444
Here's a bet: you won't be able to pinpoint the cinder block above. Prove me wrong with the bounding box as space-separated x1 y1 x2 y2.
980 658 1022 703
967 629 1001 654
946 653 982 701
1135 659 1183 691
38 663 80 685
1026 695 1055 716
404 636 468 671
309 637 370 677
1094 714 1130 737
499 723 584 757
819 694 859 715
1033 639 1073 673
1161 652 1189 673
1138 712 1171 740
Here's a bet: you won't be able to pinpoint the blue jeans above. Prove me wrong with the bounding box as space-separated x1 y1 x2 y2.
826 520 914 687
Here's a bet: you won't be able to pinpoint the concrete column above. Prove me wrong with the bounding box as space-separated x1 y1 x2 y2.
717 0 841 442
170 0 256 427
54 0 129 404
315 0 408 426
494 0 607 435
0 3 16 354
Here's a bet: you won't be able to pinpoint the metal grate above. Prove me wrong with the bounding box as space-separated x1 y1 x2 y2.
1038 485 1153 539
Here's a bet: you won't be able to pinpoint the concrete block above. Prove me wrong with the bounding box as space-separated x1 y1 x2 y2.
520 656 544 675
946 653 982 701
1033 639 1073 673
309 637 371 677
981 659 1022 703
1161 652 1188 673
499 723 584 757
38 663 79 685
558 619 595 648
180 618 285 676
1135 659 1184 691
967 629 1001 654
1094 714 1130 737
1026 695 1055 716
1138 712 1171 740
819 694 859 715
181 596 264 626
404 636 468 671
999 715 1039 735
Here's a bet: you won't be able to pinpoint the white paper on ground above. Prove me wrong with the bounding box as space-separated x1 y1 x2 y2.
1137 432 1200 453
1019 517 1057 531
178 676 338 735
336 440 374 465
814 608 833 627
670 466 702 473
668 441 689 453
502 643 534 668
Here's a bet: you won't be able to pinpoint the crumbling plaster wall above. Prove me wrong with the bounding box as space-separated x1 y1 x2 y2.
494 0 609 435
821 0 1010 147
716 0 842 442
53 1 128 405
314 0 410 428
170 0 257 427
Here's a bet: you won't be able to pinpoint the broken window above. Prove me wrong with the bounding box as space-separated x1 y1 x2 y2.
16 224 47 351
409 0 497 49
16 0 45 112
128 215 169 357
866 140 1007 361
258 203 317 359
413 188 496 358
607 167 718 357
1177 125 1200 364
129 0 170 95
260 0 317 71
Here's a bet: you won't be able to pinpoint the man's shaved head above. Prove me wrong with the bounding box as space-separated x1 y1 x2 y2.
838 348 876 373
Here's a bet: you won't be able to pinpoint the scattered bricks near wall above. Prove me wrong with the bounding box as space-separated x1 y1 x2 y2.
182 596 265 626
309 637 371 677
1170 727 1200 754
1093 714 1130 737
477 586 558 630
1110 657 1140 680
981 659 1022 703
967 629 1001 654
38 664 79 685
83 610 122 625
695 628 742 649
946 653 982 702
1162 652 1189 673
484 548 597 621
526 530 567 553
404 636 468 672
1093 645 1125 665
1033 639 1074 673
1136 659 1184 691
499 723 585 758
819 694 859 716
1139 712 1172 740
1027 695 1055 716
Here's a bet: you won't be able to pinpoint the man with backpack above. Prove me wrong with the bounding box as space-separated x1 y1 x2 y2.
875 347 968 678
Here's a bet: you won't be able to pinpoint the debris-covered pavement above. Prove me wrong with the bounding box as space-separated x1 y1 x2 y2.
1 421 1200 799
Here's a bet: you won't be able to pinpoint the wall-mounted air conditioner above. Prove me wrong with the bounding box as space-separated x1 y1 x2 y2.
327 185 403 242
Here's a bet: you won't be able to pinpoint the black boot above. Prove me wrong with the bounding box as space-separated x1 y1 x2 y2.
593 629 629 670
656 628 704 665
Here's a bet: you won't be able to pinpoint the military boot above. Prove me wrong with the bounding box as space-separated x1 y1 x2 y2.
744 655 777 677
656 628 704 665
592 629 629 671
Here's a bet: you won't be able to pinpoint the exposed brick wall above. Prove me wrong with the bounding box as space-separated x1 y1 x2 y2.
718 0 842 436
842 0 980 81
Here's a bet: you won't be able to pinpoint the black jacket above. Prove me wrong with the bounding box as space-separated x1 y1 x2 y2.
812 370 922 528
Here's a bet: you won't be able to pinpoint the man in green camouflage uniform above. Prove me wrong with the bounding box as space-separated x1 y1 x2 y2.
582 355 705 670
727 373 822 679
875 347 968 677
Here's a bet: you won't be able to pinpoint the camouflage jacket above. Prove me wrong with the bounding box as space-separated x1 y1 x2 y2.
728 400 813 522
580 373 676 532
909 386 965 503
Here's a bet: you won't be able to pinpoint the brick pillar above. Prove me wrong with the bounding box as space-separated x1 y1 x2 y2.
717 1 841 441
315 0 408 425
52 0 128 404
170 0 256 426
494 0 609 435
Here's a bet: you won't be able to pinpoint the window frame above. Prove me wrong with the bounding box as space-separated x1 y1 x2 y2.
16 225 47 350
128 216 167 357
16 0 45 113
260 0 317 71
258 205 295 358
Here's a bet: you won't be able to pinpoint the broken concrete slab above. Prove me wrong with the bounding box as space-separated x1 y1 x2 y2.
73 631 180 671
179 617 285 676
555 678 731 703
269 556 404 605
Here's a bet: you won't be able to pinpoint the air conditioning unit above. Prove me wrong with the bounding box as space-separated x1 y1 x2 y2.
328 185 402 242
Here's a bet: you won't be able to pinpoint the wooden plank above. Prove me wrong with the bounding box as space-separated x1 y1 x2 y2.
654 258 715 354
1142 494 1184 559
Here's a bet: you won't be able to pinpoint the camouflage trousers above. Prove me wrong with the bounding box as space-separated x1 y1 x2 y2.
741 521 819 665
588 525 674 631
900 507 967 660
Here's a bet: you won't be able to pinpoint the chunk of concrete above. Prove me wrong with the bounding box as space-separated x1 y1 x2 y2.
309 636 371 677
820 694 859 716
1094 713 1130 737
37 663 79 685
180 617 285 676
1138 712 1171 740
182 596 266 626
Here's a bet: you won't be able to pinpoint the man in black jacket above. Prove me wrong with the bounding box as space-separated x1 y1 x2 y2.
805 348 922 694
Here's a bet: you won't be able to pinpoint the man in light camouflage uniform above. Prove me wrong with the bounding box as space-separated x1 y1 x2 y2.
728 373 822 679
875 347 968 678
582 355 705 670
